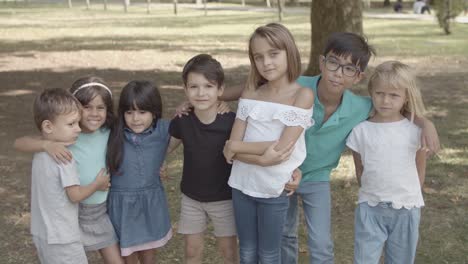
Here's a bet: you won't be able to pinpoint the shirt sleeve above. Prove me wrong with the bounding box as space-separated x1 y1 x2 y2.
169 117 182 139
274 107 314 129
236 99 250 121
59 159 80 188
346 127 362 154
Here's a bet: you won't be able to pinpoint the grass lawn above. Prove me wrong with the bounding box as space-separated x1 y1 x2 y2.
0 3 467 263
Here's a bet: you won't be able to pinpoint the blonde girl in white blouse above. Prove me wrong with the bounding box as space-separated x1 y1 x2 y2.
223 23 314 264
346 61 427 264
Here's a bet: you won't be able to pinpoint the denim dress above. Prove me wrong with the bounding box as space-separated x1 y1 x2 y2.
107 119 172 250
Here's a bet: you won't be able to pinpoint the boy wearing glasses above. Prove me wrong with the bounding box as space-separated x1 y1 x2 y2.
280 32 439 264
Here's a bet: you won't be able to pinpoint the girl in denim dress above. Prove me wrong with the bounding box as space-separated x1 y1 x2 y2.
106 80 172 264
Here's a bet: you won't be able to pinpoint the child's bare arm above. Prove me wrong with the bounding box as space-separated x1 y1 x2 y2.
166 137 182 155
407 114 440 155
65 168 110 203
219 84 244 102
234 141 294 166
223 118 247 163
416 148 427 187
14 136 73 163
351 150 363 187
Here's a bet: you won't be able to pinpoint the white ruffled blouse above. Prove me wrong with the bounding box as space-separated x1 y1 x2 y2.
228 98 314 198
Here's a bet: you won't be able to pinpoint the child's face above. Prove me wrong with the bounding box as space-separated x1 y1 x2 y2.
185 72 223 112
124 106 154 134
319 52 363 95
43 111 81 143
251 37 288 82
80 95 107 133
371 84 407 121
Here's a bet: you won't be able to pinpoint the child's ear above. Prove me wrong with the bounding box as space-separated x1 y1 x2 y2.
217 85 225 97
353 71 365 84
318 55 325 72
41 120 53 134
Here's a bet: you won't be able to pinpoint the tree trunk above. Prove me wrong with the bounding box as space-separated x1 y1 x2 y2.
68 0 72 8
86 0 90 10
123 0 130 12
305 0 363 75
147 0 151 13
266 0 271 8
173 0 178 15
103 0 107 10
241 0 245 6
277 0 283 21
383 0 390 7
203 0 207 16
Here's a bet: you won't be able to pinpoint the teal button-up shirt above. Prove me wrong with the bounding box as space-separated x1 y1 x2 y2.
297 75 372 182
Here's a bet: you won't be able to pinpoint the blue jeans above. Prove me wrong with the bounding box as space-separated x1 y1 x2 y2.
281 181 334 264
232 188 289 264
354 202 421 264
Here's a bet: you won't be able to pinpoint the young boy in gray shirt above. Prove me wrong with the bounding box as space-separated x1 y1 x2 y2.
30 88 109 264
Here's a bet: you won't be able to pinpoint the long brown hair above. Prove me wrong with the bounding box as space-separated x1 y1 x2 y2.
246 23 302 90
106 80 163 175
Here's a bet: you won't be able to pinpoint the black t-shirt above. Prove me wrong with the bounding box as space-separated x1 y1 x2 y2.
169 111 235 202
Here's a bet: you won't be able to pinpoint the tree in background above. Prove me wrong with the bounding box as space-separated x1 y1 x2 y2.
434 0 465 34
305 0 363 75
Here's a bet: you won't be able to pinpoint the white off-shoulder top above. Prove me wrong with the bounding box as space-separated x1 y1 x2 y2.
228 98 314 198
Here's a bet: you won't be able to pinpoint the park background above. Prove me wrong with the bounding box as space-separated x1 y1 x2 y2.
0 0 467 263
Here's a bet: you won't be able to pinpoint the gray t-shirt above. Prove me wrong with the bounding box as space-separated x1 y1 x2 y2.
30 152 81 244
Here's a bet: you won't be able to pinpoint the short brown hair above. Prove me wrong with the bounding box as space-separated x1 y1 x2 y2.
247 23 301 90
33 88 81 131
182 54 224 88
324 32 376 72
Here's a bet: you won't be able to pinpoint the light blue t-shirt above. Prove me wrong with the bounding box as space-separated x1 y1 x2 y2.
69 128 110 204
297 75 372 182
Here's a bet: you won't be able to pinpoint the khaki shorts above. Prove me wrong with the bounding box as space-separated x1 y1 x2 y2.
32 236 88 264
178 194 237 237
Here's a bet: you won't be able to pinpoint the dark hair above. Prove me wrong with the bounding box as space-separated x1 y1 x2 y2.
247 23 301 90
323 32 376 72
182 54 224 88
106 80 163 175
70 76 114 129
33 88 81 131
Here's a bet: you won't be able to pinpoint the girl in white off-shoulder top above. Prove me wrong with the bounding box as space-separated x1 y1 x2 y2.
223 23 314 264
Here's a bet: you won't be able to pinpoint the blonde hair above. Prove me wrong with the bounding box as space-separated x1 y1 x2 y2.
246 23 301 90
368 61 426 121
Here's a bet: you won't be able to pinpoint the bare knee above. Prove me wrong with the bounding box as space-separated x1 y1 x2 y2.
185 240 204 263
218 236 238 264
99 244 124 264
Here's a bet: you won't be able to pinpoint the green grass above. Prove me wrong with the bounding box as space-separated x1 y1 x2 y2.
0 3 467 264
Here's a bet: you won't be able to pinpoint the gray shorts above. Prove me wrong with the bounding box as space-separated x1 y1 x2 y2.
79 202 118 251
32 236 88 264
178 194 236 237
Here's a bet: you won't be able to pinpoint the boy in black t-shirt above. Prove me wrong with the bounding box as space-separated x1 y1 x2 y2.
167 54 238 264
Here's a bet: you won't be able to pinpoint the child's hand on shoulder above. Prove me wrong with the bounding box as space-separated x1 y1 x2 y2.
44 140 74 164
216 101 231 114
174 101 193 117
94 168 110 191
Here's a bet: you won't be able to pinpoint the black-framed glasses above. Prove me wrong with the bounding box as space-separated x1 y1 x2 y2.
323 57 360 77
